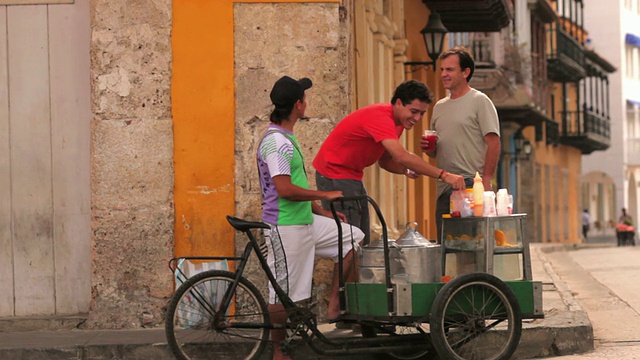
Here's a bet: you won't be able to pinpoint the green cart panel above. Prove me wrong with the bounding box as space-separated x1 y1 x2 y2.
345 280 541 319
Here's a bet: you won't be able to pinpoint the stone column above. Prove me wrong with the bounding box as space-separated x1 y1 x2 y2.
234 1 350 320
89 0 173 328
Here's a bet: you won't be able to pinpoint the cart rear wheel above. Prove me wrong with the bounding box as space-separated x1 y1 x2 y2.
430 273 522 360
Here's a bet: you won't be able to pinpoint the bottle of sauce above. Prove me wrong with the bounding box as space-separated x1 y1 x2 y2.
473 172 484 217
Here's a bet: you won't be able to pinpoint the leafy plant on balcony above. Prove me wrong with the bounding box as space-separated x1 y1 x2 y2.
502 34 530 86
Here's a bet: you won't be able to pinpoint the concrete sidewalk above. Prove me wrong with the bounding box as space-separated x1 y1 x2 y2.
514 243 595 358
0 243 598 360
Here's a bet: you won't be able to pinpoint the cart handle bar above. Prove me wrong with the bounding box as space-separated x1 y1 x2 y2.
329 195 394 316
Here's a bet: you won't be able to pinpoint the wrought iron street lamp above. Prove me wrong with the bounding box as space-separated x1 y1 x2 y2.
514 131 533 160
405 12 448 70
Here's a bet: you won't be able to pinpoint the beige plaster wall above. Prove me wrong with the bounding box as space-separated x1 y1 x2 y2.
234 2 353 318
88 0 353 328
89 0 174 328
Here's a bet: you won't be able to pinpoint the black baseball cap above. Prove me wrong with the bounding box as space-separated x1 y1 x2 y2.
270 76 312 109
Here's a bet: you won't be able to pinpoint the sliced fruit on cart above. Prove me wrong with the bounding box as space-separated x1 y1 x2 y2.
494 229 506 246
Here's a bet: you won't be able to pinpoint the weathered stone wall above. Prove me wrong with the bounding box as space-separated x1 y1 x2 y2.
89 0 173 328
234 2 353 318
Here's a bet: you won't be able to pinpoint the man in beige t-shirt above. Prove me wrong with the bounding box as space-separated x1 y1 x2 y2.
421 46 501 238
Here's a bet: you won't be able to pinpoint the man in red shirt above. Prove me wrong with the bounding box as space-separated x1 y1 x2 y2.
313 80 465 244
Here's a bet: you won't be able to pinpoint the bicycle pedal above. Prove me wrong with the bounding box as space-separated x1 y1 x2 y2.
280 336 294 349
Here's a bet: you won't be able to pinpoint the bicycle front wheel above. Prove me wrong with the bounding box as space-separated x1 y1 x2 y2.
165 270 270 360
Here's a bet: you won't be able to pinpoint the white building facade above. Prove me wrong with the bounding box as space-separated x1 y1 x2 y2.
582 0 638 236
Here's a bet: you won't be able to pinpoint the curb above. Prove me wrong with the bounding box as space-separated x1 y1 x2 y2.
514 244 595 358
0 344 173 360
537 242 616 254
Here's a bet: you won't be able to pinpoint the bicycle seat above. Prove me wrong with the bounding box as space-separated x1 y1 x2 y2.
226 215 271 231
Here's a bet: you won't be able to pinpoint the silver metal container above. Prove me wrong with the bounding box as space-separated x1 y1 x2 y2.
391 222 442 283
357 222 442 284
358 265 392 284
357 238 396 267
389 242 442 283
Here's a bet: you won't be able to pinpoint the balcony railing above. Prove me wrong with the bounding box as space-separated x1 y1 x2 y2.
628 138 640 166
448 33 495 67
546 23 586 82
559 109 610 154
531 52 548 112
457 32 518 99
546 120 559 145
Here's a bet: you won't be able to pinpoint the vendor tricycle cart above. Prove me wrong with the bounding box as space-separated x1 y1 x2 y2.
164 196 543 360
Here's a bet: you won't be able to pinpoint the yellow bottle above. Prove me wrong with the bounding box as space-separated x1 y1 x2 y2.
473 172 484 217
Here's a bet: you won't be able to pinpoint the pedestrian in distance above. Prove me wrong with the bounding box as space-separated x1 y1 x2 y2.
616 208 635 246
619 207 633 226
313 79 465 246
582 209 590 241
421 46 501 239
257 76 365 360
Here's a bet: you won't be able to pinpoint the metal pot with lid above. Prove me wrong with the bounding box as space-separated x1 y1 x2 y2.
357 222 430 267
356 238 397 267
396 221 433 246
356 236 398 284
357 222 442 284
391 222 442 283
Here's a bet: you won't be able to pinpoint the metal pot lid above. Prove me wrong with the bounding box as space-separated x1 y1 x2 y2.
362 238 395 249
396 222 429 247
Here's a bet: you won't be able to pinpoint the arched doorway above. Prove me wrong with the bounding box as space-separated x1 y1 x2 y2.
581 171 616 238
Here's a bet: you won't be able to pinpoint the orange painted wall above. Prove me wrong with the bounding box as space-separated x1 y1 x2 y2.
172 0 339 257
404 0 444 240
172 1 235 257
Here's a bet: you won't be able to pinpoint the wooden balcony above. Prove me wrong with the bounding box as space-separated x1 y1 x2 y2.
559 110 610 154
451 32 512 98
497 103 551 144
546 23 586 82
448 32 496 67
422 0 513 32
546 120 559 146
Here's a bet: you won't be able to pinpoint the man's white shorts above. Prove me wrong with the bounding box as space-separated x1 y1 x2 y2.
263 214 364 304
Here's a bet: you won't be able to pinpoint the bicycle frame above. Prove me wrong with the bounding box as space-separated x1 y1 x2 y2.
167 195 533 360
221 210 428 356
168 211 432 357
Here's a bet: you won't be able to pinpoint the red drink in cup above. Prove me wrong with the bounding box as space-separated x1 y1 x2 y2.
423 130 438 151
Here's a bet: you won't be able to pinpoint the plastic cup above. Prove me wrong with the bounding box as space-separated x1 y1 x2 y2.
423 130 438 151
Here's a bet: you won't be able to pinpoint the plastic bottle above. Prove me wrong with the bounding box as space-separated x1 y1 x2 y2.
473 172 484 217
496 189 509 216
450 190 464 217
483 191 496 216
465 188 474 209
